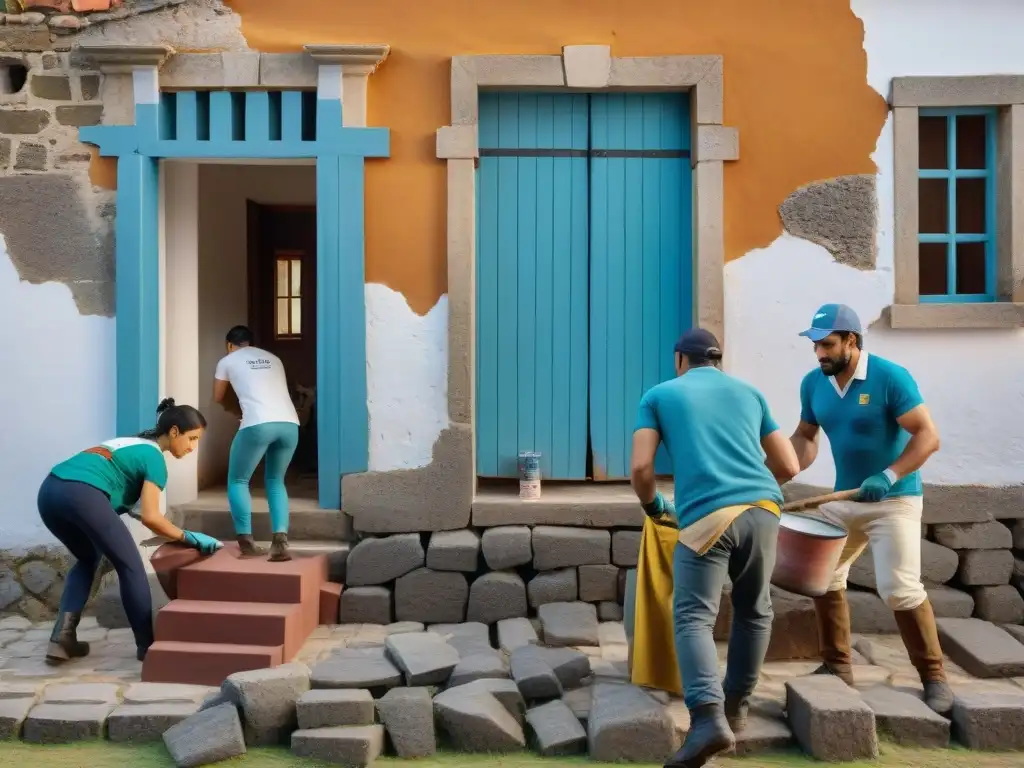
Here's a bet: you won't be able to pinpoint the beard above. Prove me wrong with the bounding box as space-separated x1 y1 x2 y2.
819 354 851 376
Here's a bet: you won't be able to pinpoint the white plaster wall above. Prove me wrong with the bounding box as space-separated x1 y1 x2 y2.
0 236 116 547
725 0 1024 488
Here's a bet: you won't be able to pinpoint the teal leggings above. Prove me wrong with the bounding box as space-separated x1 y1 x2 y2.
227 421 299 536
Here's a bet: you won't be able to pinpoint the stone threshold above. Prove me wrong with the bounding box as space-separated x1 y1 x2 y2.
471 479 673 528
172 489 354 542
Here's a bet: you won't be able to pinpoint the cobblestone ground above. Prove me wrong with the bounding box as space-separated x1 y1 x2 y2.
3 613 1023 709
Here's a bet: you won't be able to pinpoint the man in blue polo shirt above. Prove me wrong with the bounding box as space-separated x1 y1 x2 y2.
632 328 800 767
789 303 952 715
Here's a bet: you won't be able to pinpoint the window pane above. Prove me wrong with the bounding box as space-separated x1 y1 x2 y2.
956 177 986 234
277 298 290 335
919 116 948 169
955 242 987 295
956 114 987 170
918 242 948 296
290 259 301 298
276 259 288 298
918 178 948 233
291 298 302 335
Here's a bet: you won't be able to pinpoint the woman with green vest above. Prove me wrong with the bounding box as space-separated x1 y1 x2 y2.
38 398 223 665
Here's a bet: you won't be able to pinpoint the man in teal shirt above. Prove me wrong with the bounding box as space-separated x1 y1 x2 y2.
632 328 799 768
789 304 952 716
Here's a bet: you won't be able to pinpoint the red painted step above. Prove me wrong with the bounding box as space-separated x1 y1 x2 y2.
175 542 328 604
142 640 284 686
319 583 343 625
155 599 309 659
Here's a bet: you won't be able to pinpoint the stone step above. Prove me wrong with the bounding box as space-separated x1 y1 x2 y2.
472 482 665 528
171 495 354 542
154 599 309 659
175 543 328 604
142 641 284 686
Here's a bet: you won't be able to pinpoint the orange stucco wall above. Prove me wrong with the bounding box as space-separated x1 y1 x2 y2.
98 0 888 315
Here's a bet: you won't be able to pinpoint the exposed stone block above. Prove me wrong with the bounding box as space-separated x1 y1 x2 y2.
578 564 619 602
481 526 533 570
296 689 374 730
466 571 527 624
222 663 311 746
30 74 71 100
532 526 610 570
393 568 468 624
0 108 50 134
525 699 587 756
0 697 34 740
598 601 624 621
291 724 384 765
309 648 403 693
972 584 1024 624
497 617 538 654
510 645 562 701
446 652 509 688
426 529 480 572
958 548 1014 585
384 632 460 686
785 676 878 761
339 586 392 625
933 521 1012 550
346 534 424 586
936 617 1024 678
847 589 897 633
927 585 975 618
22 702 115 743
107 702 200 743
375 687 435 758
611 530 641 567
433 683 525 752
80 75 100 101
162 703 246 768
55 104 102 126
860 684 949 748
428 622 492 657
537 602 599 647
528 568 577 607
779 175 877 270
587 682 675 762
14 141 47 171
951 691 1024 750
259 53 317 88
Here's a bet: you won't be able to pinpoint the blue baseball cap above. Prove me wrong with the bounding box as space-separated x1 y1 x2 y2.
799 304 862 342
674 328 723 359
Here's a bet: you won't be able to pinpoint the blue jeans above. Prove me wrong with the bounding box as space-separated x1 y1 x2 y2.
673 506 779 709
228 421 299 536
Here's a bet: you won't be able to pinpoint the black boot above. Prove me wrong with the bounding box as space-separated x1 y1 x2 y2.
664 703 735 768
724 693 749 732
268 533 292 562
45 611 90 666
236 534 266 558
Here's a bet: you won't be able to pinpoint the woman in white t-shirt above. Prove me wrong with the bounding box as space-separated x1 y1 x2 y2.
213 325 300 561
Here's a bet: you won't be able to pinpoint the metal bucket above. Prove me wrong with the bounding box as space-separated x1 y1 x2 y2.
771 512 849 598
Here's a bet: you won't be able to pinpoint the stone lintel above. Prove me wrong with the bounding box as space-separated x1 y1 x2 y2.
891 75 1024 108
76 44 174 74
303 44 391 73
889 302 1024 330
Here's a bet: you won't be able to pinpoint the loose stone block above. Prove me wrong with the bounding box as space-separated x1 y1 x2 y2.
785 676 878 761
958 549 1014 585
847 589 897 633
561 687 592 724
291 724 384 766
433 684 526 752
297 689 375 729
427 529 480 571
122 683 215 705
587 682 675 762
339 586 393 625
376 687 436 758
497 617 539 653
532 526 610 570
973 584 1024 624
22 703 114 743
310 648 403 692
107 703 201 743
936 617 1024 677
394 567 468 624
447 652 509 688
928 584 975 618
860 684 950 748
222 662 311 746
467 571 528 624
428 622 493 657
525 699 587 756
933 521 1012 550
529 646 591 689
163 703 246 768
528 568 577 607
511 645 563 700
732 712 794 756
481 526 533 570
41 683 119 704
598 601 624 621
346 534 425 586
385 632 460 686
611 530 641 567
538 601 600 646
578 564 620 602
952 691 1024 750
0 697 33 739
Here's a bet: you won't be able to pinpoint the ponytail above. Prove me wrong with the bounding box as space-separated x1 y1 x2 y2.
138 398 207 440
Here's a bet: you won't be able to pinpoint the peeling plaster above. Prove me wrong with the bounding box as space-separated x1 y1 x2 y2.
778 174 878 270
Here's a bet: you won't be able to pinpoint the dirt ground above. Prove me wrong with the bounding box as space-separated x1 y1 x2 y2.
6 742 1024 768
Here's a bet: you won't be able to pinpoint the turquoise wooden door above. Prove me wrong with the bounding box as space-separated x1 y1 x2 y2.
589 93 692 479
476 93 590 478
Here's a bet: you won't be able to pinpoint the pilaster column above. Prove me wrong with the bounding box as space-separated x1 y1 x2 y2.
305 44 390 128
77 45 173 127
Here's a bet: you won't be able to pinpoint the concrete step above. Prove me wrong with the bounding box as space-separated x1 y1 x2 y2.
170 491 354 542
142 640 284 686
471 480 672 528
154 599 309 659
175 542 328 605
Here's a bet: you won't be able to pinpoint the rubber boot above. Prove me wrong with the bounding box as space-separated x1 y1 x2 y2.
663 703 735 768
894 599 954 716
236 534 266 558
811 589 855 686
268 532 292 562
724 693 749 732
45 611 90 666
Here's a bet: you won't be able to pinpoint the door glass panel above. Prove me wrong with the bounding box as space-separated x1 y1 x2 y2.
276 259 288 297
290 259 301 297
276 298 290 335
290 298 302 335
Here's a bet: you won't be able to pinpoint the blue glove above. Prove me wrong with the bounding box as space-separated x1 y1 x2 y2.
857 472 893 503
181 530 223 556
642 492 677 524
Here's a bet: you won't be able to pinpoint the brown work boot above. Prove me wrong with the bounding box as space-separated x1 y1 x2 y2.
45 611 90 666
811 589 855 686
268 533 292 562
895 599 954 716
236 534 266 558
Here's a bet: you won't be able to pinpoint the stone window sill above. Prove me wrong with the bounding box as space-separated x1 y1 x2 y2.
889 302 1024 329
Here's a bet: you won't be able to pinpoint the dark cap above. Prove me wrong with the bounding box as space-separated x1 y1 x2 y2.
798 303 863 342
674 328 723 360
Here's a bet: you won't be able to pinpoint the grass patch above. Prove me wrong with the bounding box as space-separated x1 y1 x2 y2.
3 741 1023 768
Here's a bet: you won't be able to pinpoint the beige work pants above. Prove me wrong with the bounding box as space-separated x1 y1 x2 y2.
819 495 928 611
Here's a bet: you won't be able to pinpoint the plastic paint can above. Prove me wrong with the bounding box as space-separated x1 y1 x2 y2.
518 451 541 500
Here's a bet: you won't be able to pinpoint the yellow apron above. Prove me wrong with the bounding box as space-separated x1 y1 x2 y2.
630 517 683 695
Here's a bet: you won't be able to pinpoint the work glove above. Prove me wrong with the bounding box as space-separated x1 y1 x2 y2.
181 530 223 556
642 492 678 525
857 472 893 503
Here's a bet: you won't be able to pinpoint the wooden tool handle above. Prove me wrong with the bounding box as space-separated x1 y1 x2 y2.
782 489 859 512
